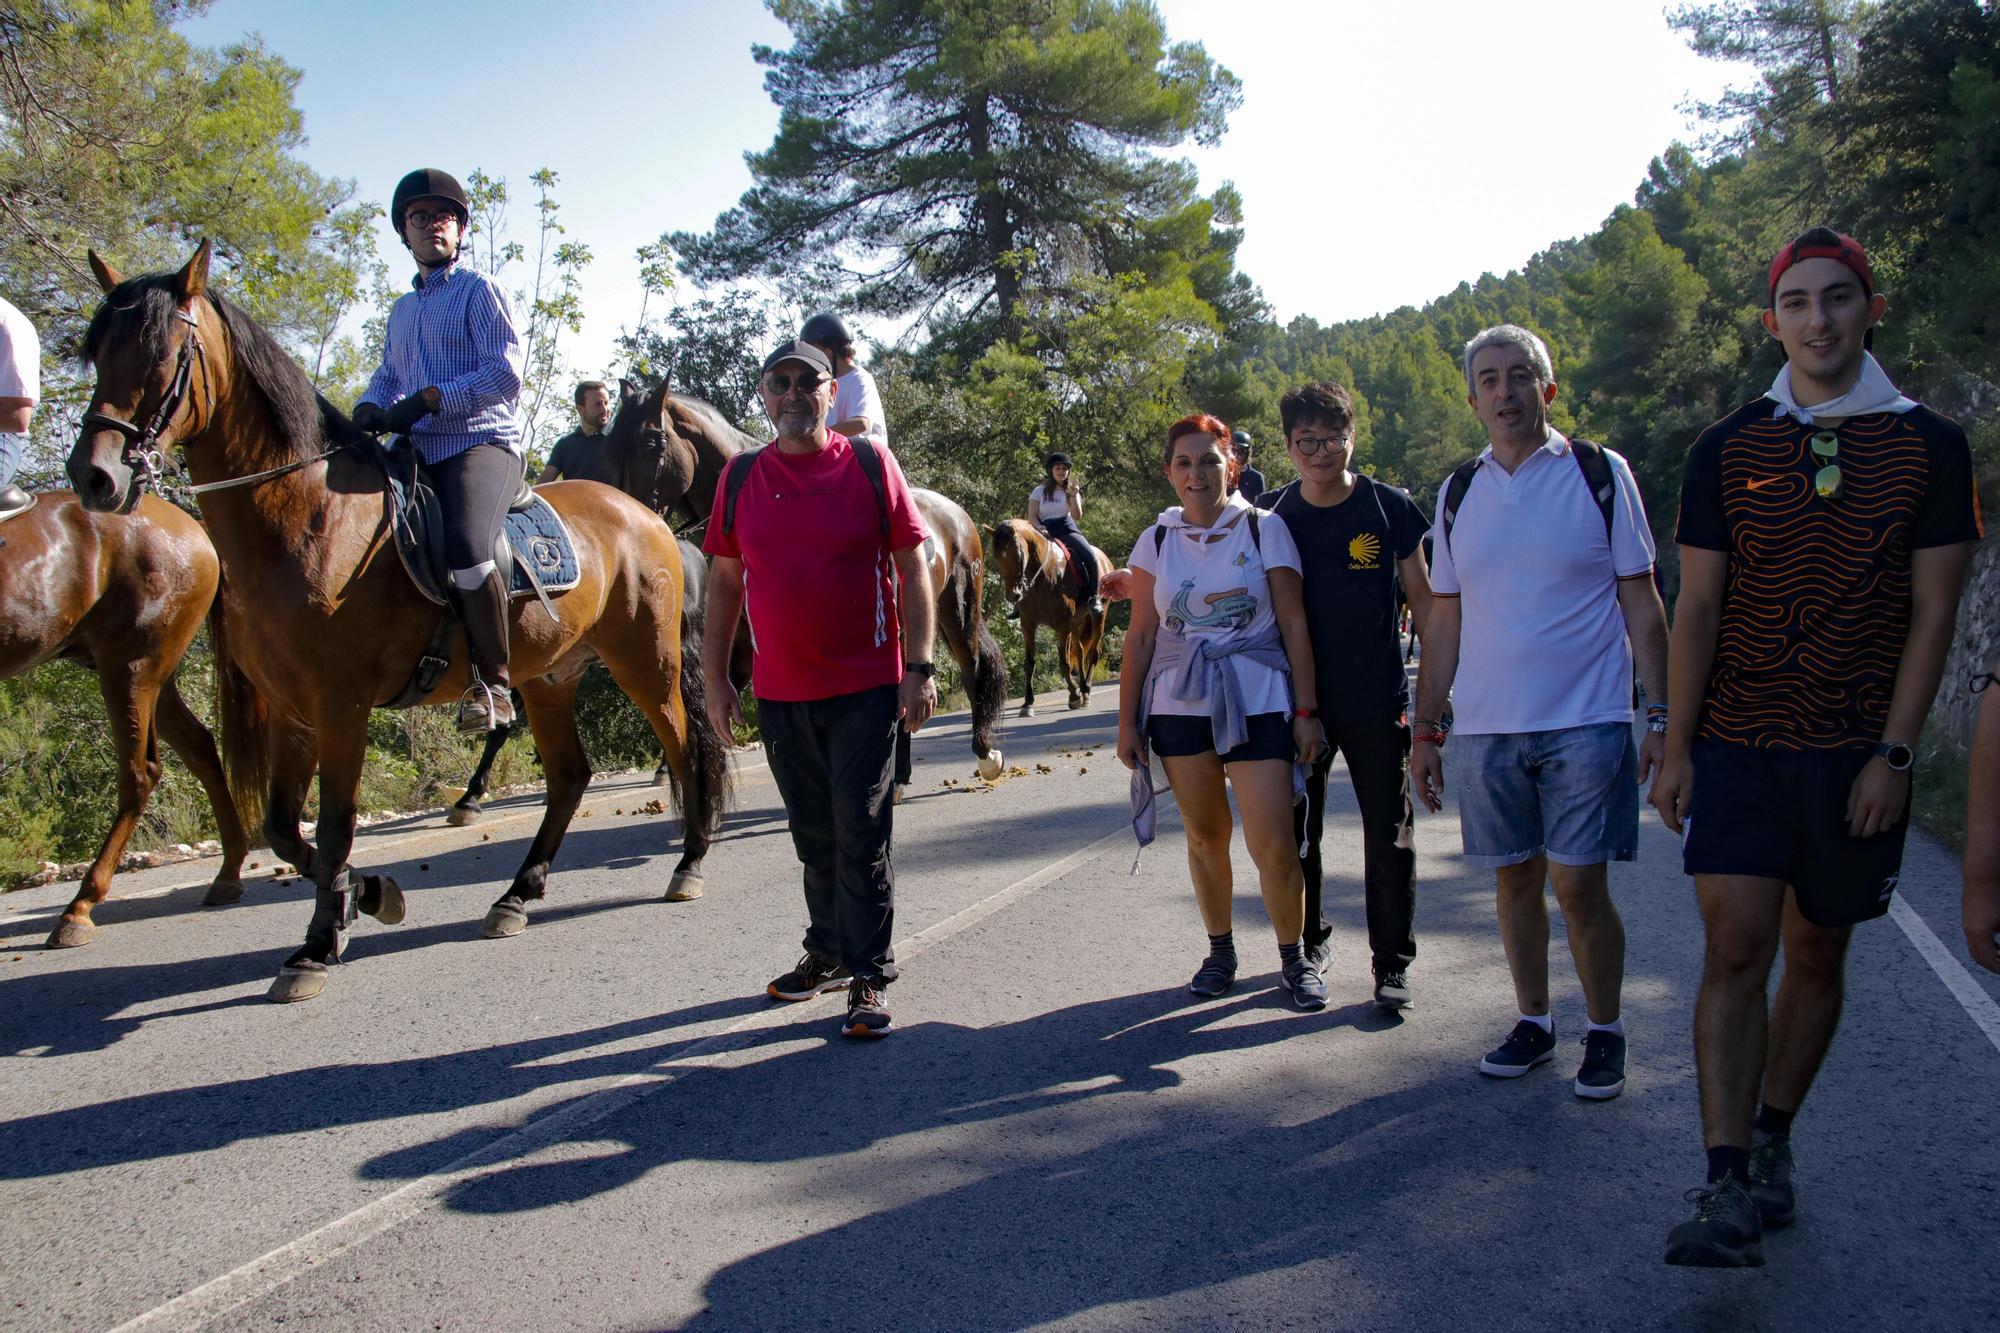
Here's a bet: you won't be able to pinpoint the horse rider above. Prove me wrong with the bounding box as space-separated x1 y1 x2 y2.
1021 451 1103 616
353 168 526 734
801 312 888 448
0 294 40 523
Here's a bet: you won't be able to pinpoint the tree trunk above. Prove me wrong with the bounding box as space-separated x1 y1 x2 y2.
966 95 1020 340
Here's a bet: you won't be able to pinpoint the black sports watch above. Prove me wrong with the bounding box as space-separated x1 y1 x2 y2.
904 661 936 679
1874 740 1915 772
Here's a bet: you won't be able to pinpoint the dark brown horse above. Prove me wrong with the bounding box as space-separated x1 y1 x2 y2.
909 488 1008 779
989 518 1110 715
0 493 250 947
70 243 730 1003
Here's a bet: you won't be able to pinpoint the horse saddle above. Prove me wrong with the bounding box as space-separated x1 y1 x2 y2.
372 440 581 614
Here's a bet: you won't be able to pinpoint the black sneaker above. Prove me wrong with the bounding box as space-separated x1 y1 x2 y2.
1279 957 1328 1011
1747 1134 1796 1229
1373 970 1412 1010
1574 1029 1627 1100
1189 953 1237 998
1305 937 1333 975
1478 1019 1556 1077
767 951 851 1002
1664 1177 1765 1268
842 980 893 1038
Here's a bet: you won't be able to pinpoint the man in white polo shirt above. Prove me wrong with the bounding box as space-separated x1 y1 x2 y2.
1409 323 1668 1101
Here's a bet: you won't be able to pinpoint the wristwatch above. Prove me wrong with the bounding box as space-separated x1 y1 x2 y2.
1874 740 1915 772
904 661 936 679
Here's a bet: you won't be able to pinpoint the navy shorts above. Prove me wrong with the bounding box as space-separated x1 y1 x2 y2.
1147 711 1293 763
1683 738 1909 928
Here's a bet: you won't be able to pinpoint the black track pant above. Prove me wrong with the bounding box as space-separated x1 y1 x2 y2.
429 442 521 577
1041 514 1099 603
1297 712 1417 976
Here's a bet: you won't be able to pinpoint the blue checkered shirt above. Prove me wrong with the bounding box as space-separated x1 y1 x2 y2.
361 261 524 464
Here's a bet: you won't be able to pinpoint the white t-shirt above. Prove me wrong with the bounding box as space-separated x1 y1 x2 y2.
1128 499 1302 718
1027 485 1073 523
0 298 39 404
1428 430 1656 734
832 366 887 447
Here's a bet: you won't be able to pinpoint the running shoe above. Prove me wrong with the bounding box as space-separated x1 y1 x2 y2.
1664 1178 1765 1268
1574 1029 1627 1100
842 980 893 1038
1280 957 1328 1011
1478 1019 1556 1077
767 951 851 1002
1189 954 1237 998
1747 1134 1796 1229
1373 970 1412 1010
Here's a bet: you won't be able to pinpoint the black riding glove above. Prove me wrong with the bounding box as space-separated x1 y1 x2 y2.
352 401 388 433
383 391 434 434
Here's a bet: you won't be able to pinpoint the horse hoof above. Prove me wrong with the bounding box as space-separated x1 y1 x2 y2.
365 876 406 926
976 752 1004 781
650 766 670 788
45 917 95 950
203 878 246 907
480 901 528 938
268 964 327 1004
1017 703 1034 719
892 784 905 805
446 802 480 827
1067 696 1085 710
663 872 704 902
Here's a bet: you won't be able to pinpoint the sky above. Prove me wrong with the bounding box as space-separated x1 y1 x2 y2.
184 0 1753 378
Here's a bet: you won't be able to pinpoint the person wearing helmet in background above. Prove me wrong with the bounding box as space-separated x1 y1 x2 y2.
354 168 526 734
1230 430 1267 508
802 312 888 448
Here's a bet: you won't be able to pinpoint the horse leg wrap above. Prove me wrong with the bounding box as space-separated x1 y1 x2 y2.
300 873 357 965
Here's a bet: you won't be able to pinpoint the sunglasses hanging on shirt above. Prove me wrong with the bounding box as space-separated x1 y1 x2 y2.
1809 430 1842 501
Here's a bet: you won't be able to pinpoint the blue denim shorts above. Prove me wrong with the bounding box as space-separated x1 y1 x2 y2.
0 432 25 489
1453 723 1638 868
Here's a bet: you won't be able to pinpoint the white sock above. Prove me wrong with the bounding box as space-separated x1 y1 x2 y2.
1520 1011 1552 1033
1588 1017 1625 1037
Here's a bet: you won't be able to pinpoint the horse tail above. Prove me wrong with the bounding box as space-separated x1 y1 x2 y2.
206 574 270 839
671 574 732 838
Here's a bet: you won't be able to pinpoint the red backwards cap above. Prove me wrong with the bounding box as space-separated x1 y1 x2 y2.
1767 229 1874 305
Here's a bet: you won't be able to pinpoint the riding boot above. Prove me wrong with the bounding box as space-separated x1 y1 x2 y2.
0 486 32 524
454 571 517 734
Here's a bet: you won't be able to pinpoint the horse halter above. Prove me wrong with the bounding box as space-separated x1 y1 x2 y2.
1005 524 1042 602
80 308 205 496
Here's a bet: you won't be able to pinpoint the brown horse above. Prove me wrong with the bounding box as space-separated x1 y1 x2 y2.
70 243 730 1003
0 493 250 948
613 379 1007 778
989 518 1110 715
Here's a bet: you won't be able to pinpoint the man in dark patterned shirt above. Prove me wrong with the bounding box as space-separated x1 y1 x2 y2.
1653 228 1981 1268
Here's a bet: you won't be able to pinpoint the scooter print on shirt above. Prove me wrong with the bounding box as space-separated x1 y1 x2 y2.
1164 578 1258 634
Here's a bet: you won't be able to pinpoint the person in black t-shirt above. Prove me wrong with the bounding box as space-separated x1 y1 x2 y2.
538 380 620 486
1228 430 1267 507
1270 381 1433 1009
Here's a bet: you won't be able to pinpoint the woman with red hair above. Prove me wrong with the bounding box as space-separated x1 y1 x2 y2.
1118 414 1330 1008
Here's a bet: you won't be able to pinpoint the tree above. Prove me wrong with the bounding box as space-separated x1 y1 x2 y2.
1669 0 1869 144
673 0 1241 339
616 287 785 428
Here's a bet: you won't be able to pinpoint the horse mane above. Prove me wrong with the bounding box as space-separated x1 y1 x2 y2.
83 273 362 461
665 393 762 454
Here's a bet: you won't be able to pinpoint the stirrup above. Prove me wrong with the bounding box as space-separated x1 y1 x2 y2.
456 677 514 734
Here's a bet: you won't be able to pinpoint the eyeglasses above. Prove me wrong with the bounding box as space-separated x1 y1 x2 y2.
1810 430 1841 500
1291 434 1352 456
405 209 461 230
1973 672 2000 695
763 372 827 394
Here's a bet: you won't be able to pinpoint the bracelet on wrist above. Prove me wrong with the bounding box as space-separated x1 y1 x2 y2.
1295 707 1316 720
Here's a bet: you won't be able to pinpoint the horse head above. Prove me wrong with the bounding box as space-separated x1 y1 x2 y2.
71 242 222 513
989 518 1038 607
605 376 698 519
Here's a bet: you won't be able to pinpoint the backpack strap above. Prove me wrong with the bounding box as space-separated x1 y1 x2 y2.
1440 456 1483 555
720 445 766 539
1568 436 1617 542
721 435 894 542
1153 509 1263 557
847 434 892 538
1153 523 1167 557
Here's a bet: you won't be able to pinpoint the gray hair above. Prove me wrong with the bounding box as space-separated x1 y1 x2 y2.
1463 324 1554 394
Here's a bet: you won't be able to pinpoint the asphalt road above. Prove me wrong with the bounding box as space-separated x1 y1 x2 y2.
1 683 1995 1331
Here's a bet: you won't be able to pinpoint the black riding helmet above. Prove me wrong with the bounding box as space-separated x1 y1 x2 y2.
1045 452 1072 472
800 311 855 349
391 168 471 235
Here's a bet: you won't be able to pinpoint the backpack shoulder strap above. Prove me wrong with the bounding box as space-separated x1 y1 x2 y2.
1246 508 1261 551
721 445 766 539
847 434 891 538
1568 436 1617 541
1441 456 1483 554
1152 523 1167 557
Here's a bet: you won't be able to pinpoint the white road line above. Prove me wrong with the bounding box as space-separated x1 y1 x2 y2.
109 817 1141 1333
1889 895 2000 1054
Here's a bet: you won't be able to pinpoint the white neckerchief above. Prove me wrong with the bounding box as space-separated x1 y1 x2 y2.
1767 352 1917 424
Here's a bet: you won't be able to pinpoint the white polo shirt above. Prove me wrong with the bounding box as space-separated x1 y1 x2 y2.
0 297 39 404
1429 429 1656 735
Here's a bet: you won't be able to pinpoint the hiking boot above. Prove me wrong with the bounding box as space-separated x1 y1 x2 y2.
1574 1029 1627 1100
842 979 893 1038
1189 953 1237 998
1280 956 1328 1011
454 570 515 734
1478 1019 1556 1077
1664 1177 1765 1268
1305 936 1333 975
1373 970 1412 1010
1748 1134 1796 1229
767 950 851 1001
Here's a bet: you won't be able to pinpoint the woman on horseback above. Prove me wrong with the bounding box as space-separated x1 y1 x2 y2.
1021 452 1102 615
353 168 526 733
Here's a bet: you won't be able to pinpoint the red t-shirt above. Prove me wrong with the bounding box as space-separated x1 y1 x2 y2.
703 433 930 703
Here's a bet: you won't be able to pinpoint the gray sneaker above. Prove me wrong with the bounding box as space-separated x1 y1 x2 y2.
1279 957 1328 1011
1664 1177 1765 1268
1305 936 1333 975
1747 1134 1796 1229
767 951 851 1002
1373 970 1412 1010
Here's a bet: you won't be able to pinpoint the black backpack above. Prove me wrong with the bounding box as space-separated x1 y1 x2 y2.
721 434 890 540
1440 437 1616 555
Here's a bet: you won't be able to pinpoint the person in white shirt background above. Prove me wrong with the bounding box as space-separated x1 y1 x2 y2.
801 312 888 448
0 295 41 523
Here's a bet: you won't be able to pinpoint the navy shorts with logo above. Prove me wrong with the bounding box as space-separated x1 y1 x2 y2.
1682 737 1909 928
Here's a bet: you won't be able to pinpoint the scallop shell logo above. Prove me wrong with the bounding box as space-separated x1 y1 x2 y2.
1348 532 1382 568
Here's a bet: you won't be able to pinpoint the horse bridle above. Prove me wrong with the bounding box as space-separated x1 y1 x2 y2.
80 308 205 496
1004 522 1045 603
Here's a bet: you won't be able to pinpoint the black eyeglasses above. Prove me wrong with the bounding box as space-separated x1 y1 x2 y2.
1973 672 2000 695
764 372 827 394
1291 434 1352 456
406 209 461 230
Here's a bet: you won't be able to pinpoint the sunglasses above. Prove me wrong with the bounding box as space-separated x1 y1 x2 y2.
1810 430 1841 501
764 372 828 394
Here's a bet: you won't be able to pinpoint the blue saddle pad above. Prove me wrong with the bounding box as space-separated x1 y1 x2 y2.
505 495 580 597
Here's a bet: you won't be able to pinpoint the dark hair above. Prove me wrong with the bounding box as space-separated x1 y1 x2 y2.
1163 413 1231 467
574 380 607 405
1043 451 1073 501
1279 381 1355 437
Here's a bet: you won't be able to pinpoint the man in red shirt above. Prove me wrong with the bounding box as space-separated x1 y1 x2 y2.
702 340 935 1038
